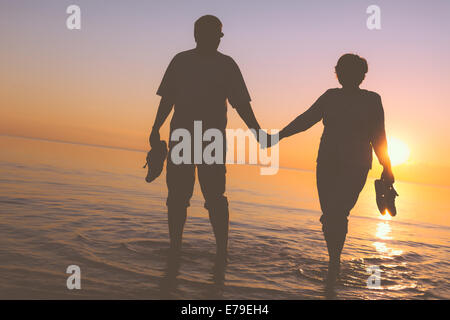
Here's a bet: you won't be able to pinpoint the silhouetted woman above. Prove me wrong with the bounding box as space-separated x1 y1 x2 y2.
277 54 395 285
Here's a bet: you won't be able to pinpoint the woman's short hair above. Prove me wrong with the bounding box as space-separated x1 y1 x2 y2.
335 54 368 86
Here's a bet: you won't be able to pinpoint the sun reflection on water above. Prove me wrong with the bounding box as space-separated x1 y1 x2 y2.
369 216 407 293
373 218 403 257
376 221 392 240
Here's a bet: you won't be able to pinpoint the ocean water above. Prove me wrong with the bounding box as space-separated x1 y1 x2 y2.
0 135 449 299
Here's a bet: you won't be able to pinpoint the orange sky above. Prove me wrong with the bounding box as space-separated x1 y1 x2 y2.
1 1 450 186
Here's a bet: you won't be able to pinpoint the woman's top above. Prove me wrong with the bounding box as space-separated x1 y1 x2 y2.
282 88 390 169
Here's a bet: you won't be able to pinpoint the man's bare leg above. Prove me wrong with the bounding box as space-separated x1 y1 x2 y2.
208 204 229 260
167 206 187 253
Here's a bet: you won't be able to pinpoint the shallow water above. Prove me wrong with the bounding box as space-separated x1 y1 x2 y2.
0 135 449 299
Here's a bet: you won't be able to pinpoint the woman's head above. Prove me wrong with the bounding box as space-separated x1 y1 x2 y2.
335 54 368 88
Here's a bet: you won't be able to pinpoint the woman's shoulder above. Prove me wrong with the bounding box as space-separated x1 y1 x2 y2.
319 88 340 101
324 88 341 95
359 90 384 115
324 88 381 99
359 89 381 101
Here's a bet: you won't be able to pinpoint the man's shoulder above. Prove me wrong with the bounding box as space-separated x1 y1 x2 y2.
171 50 236 65
171 49 196 61
217 52 239 66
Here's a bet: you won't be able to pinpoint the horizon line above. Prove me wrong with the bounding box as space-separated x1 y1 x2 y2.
0 133 313 171
1 133 449 189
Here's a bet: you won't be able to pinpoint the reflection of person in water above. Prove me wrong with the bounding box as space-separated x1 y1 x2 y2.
149 15 262 272
273 54 395 286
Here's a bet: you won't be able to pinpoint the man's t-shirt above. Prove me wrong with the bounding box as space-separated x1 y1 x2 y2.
157 49 251 132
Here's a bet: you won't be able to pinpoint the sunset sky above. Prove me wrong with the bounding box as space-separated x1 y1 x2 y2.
1 0 450 185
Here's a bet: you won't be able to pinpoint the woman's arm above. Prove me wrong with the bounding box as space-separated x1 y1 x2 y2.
279 90 328 141
371 94 395 183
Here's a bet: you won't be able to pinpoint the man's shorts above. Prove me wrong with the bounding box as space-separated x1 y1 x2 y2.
166 157 228 210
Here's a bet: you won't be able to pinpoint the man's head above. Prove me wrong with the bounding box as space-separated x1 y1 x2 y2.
335 53 368 87
194 15 224 51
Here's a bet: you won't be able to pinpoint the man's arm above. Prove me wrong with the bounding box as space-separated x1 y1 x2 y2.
234 101 261 132
233 101 276 147
149 96 174 147
226 57 261 137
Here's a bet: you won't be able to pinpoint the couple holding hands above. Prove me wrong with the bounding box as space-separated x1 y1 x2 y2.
146 15 395 286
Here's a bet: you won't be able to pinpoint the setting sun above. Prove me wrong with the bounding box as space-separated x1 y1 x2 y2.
388 137 410 166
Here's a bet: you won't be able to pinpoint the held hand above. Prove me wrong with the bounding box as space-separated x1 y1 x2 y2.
149 128 160 148
381 167 395 184
258 131 280 149
255 130 267 148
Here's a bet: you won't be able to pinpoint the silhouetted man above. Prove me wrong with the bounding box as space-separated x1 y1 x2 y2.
149 15 261 265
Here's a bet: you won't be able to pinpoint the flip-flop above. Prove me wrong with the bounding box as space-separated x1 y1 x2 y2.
375 179 399 216
143 140 168 183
